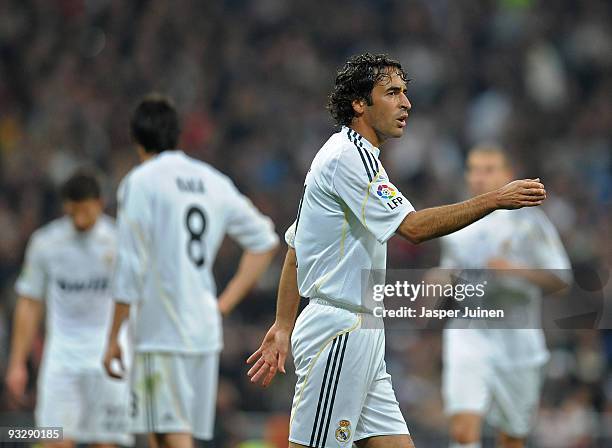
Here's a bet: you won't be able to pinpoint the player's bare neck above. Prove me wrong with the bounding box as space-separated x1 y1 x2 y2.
137 146 160 163
140 152 156 162
349 122 382 148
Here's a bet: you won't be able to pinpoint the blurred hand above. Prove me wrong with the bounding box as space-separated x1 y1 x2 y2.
495 179 546 209
218 297 233 317
5 362 28 402
103 339 125 379
246 323 290 388
487 257 518 270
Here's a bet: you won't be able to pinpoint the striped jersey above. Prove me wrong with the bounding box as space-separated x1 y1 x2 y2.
113 150 279 354
285 126 414 309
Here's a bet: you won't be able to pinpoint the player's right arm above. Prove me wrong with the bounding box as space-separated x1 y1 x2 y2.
218 178 280 315
6 296 43 398
396 179 547 244
247 230 300 388
104 174 150 379
103 302 129 379
6 234 47 399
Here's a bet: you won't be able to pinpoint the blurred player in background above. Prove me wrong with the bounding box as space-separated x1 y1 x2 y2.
103 94 279 448
5 171 133 448
247 53 548 448
439 145 571 448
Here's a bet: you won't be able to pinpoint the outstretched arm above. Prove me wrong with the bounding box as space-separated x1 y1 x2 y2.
247 247 300 387
397 179 546 244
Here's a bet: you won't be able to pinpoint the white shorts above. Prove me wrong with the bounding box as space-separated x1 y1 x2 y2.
289 300 409 447
130 352 219 440
36 367 133 445
442 355 544 437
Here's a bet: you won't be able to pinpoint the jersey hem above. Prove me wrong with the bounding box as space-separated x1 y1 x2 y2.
490 355 549 368
353 431 411 442
112 296 139 304
133 346 222 354
444 404 488 416
242 236 280 253
378 208 413 244
14 287 44 301
287 437 313 446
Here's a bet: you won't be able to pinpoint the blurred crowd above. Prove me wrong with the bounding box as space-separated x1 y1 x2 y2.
0 0 610 446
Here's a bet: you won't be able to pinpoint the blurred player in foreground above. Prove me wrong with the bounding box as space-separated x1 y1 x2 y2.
247 53 548 448
438 146 571 448
103 94 279 448
6 171 132 448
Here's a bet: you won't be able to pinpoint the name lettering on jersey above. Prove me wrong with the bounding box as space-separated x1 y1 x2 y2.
57 277 109 293
176 177 205 194
386 196 404 210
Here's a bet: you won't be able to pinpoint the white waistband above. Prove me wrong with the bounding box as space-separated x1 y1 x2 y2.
308 298 373 314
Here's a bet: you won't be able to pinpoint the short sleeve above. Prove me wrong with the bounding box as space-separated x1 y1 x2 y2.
526 212 572 280
285 221 296 248
15 235 47 300
112 175 152 304
224 180 279 252
332 149 414 244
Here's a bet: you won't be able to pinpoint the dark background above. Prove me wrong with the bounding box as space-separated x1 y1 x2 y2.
0 0 610 446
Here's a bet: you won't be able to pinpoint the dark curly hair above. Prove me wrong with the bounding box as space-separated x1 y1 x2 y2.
327 53 409 126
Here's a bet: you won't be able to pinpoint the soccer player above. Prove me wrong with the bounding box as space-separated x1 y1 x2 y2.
246 53 548 448
5 171 133 448
439 145 571 448
103 94 279 448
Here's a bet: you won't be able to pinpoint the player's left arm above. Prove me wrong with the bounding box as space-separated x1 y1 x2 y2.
220 179 279 315
396 179 546 244
218 247 277 316
487 258 569 294
488 212 572 294
104 175 150 379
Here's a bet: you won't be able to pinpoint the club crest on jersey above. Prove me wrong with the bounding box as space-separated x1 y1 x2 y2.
335 420 351 444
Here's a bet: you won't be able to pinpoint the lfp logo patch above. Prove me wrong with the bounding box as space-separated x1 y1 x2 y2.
377 184 396 199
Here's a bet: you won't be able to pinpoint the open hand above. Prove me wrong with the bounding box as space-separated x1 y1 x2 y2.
246 323 290 388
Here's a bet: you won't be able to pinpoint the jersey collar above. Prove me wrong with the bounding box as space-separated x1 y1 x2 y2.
158 149 185 157
342 126 380 158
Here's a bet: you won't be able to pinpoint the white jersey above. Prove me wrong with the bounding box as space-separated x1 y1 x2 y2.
285 127 414 308
15 216 118 371
441 208 571 366
112 150 278 354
